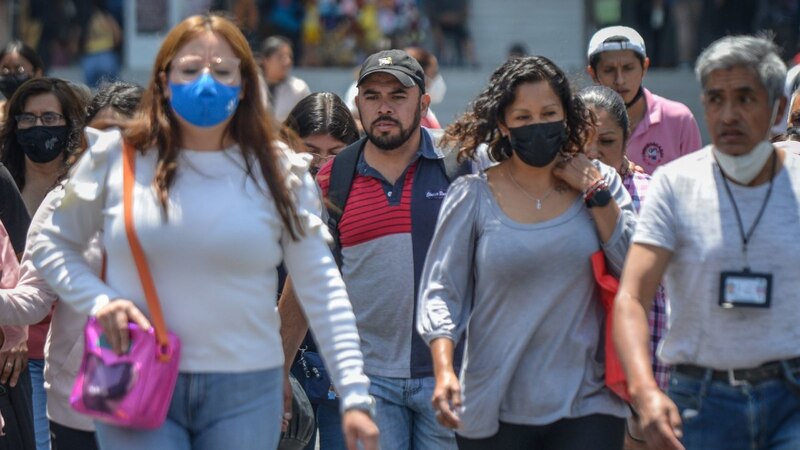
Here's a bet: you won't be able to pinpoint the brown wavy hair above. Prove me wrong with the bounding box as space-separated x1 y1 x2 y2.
445 56 594 163
124 13 302 239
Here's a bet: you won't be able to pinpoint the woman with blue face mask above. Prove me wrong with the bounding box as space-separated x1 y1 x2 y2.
418 56 636 449
29 14 378 450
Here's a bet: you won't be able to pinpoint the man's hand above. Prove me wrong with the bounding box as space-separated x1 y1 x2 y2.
634 387 685 450
343 409 379 450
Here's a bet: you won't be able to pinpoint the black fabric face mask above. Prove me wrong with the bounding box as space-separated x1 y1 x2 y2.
16 126 69 163
0 74 31 99
507 121 567 167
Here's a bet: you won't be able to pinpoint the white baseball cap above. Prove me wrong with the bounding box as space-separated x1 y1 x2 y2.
587 26 647 60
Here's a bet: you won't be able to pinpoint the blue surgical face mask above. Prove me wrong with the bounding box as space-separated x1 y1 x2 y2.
168 72 241 128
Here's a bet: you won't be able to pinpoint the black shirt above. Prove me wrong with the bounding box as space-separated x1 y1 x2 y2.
0 162 30 255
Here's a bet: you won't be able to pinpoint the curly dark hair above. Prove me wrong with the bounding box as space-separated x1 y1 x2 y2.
445 56 594 163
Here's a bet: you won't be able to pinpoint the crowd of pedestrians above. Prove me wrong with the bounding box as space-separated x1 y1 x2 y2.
0 8 799 450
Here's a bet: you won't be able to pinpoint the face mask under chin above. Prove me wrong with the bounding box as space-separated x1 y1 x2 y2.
712 100 781 184
713 140 773 185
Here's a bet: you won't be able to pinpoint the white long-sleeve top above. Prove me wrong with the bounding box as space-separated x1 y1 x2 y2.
31 129 370 410
0 186 99 431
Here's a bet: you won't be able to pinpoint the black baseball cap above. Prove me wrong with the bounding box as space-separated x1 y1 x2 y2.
357 49 426 93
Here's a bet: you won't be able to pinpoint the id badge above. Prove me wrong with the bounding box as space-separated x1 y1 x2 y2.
719 270 772 308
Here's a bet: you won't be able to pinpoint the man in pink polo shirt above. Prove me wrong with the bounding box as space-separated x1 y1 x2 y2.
587 26 702 174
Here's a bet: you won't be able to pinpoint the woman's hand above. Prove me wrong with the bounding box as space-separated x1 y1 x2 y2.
95 300 152 355
633 387 685 450
554 153 603 193
432 368 462 429
629 160 645 174
0 340 27 387
342 409 379 450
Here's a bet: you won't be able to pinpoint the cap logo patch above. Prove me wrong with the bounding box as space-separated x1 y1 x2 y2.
378 57 392 66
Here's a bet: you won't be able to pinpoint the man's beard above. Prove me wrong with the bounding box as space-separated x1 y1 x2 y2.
365 106 422 151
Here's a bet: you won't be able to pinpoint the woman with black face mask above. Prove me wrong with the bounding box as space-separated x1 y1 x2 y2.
0 76 86 450
0 80 141 450
0 42 45 124
417 56 637 449
0 77 86 216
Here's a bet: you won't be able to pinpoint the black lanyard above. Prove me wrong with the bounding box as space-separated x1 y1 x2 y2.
717 151 777 268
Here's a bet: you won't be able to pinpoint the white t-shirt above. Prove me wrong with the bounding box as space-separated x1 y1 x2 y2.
634 145 800 369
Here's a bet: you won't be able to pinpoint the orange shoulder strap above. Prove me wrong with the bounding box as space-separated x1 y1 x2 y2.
121 141 171 357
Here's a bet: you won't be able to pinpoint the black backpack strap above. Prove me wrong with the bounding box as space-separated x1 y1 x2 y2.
326 139 364 268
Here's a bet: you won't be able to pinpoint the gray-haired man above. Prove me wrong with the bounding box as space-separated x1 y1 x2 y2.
614 35 800 450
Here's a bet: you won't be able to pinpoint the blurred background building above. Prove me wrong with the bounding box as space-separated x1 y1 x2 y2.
4 0 800 137
6 0 799 72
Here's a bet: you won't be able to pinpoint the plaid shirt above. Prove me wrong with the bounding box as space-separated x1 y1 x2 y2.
624 171 671 390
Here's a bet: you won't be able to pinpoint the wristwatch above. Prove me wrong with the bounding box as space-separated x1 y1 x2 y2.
584 179 612 208
345 395 377 418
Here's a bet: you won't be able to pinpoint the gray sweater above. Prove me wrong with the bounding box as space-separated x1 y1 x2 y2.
418 162 633 439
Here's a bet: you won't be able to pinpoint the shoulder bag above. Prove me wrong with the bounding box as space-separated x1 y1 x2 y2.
70 141 181 429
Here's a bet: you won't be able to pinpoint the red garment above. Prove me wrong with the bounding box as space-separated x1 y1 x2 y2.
27 315 51 360
591 251 631 403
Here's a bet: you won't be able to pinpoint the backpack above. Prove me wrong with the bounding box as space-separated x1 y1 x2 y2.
325 130 470 267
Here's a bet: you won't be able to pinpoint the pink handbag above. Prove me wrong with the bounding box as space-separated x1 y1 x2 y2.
70 141 181 429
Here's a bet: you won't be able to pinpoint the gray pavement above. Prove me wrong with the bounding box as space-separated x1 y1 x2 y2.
50 64 710 144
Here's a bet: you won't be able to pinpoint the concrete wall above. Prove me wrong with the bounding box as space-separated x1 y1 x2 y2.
469 0 587 72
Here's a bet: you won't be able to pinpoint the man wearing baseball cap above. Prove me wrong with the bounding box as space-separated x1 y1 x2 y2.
279 49 461 450
587 26 702 174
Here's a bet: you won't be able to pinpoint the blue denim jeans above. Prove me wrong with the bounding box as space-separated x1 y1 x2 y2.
369 375 457 450
94 368 282 450
29 358 50 450
668 365 800 450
